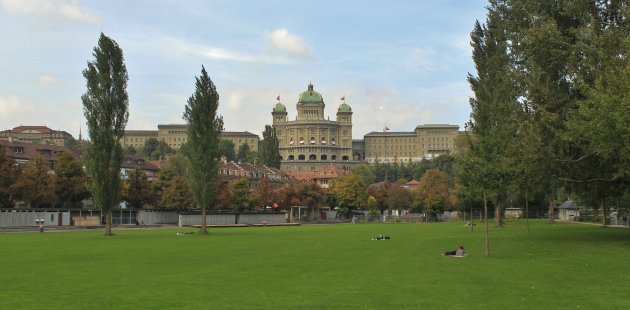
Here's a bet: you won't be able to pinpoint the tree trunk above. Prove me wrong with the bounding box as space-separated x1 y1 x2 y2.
495 200 503 227
484 190 490 256
601 198 607 228
470 204 474 232
525 195 530 233
105 210 113 236
548 195 555 224
200 206 208 234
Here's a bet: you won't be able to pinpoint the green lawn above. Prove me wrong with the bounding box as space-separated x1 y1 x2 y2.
1 220 629 309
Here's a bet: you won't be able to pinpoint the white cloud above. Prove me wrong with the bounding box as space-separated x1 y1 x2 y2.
162 37 257 62
0 95 21 118
38 75 59 86
265 28 312 59
0 0 100 24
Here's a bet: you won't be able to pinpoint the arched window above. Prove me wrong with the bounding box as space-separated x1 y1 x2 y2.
310 137 315 144
321 154 327 160
321 136 326 144
298 154 305 161
342 155 349 161
288 155 294 160
331 155 337 161
309 154 317 160
299 137 304 144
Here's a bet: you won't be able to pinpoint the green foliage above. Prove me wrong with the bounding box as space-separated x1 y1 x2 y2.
124 145 137 155
14 157 54 208
81 33 129 235
182 66 223 232
236 143 250 162
350 164 376 185
218 139 236 162
160 175 194 209
229 177 251 211
330 174 367 213
141 138 174 160
259 125 280 168
0 145 20 208
53 152 89 208
123 169 154 209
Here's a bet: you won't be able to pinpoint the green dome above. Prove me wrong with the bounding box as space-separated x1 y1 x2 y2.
298 82 324 104
338 102 352 112
273 102 286 112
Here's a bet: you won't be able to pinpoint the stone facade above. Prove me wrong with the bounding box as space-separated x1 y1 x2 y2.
272 82 356 172
0 126 75 147
122 125 259 154
363 124 460 164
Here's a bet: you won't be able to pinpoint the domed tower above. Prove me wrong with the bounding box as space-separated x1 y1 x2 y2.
297 82 325 121
336 98 353 157
272 99 287 125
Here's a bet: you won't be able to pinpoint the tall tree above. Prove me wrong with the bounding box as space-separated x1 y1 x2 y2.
14 157 54 208
0 146 20 208
229 177 251 212
236 143 250 162
259 125 280 168
81 32 129 235
53 152 89 208
183 66 223 234
123 169 154 208
218 139 236 162
330 174 368 219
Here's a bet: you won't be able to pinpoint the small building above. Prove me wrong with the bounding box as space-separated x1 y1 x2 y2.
557 200 580 221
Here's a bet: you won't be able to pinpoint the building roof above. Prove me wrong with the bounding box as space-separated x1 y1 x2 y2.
364 131 416 137
415 124 460 130
337 102 352 112
297 82 324 105
286 164 348 182
10 125 54 134
122 155 159 172
273 102 287 113
125 130 158 136
222 131 258 137
558 200 579 210
0 140 81 162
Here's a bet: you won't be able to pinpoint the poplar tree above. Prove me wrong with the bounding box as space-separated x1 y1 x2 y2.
259 125 281 168
183 66 223 234
82 33 129 235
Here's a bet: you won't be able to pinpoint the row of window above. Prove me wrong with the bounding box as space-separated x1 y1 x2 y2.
284 154 350 161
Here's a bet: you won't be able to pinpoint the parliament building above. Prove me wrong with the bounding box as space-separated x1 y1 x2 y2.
272 82 359 173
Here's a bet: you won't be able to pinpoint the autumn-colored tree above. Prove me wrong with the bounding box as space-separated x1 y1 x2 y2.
250 176 276 209
330 174 367 218
386 182 412 213
15 157 54 208
413 169 450 220
229 177 251 211
123 169 154 208
160 175 194 209
53 152 89 208
0 146 20 208
215 174 232 209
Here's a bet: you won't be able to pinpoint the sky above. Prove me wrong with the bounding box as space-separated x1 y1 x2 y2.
0 0 489 140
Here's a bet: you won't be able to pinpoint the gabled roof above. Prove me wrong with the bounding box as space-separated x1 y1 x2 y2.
0 140 81 162
558 200 579 210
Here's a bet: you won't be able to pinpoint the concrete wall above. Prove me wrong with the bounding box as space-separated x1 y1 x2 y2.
178 214 237 227
0 210 70 227
178 213 287 226
137 210 178 225
237 213 286 224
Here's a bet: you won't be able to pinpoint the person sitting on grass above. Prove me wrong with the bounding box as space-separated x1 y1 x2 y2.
443 245 466 257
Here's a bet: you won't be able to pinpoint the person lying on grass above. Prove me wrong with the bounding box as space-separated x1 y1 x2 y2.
443 245 466 257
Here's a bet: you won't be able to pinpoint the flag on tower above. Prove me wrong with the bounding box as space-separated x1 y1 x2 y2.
340 96 345 101
384 126 390 132
276 95 280 101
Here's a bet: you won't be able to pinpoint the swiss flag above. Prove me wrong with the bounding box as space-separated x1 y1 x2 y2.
276 95 280 101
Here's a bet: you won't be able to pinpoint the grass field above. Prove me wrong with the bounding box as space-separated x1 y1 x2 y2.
1 220 629 309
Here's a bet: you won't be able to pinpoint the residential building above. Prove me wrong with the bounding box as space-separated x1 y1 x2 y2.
0 125 75 147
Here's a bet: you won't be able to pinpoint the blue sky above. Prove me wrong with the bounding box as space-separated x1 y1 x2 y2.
0 0 488 139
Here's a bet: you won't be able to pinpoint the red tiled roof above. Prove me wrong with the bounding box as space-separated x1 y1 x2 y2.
11 126 54 134
0 140 81 162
